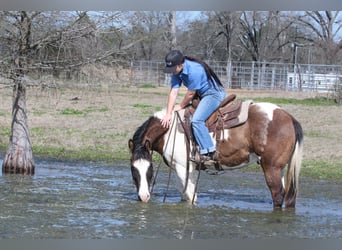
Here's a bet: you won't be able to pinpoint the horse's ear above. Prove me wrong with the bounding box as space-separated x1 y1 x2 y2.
144 139 151 151
128 139 134 152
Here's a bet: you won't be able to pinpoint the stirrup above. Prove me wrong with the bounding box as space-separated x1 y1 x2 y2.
190 150 219 166
201 156 216 165
190 153 201 164
204 151 220 165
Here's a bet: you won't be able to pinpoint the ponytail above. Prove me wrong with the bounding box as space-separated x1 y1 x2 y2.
184 56 223 88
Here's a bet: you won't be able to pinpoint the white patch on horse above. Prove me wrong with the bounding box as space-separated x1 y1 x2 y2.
251 103 279 150
133 159 151 202
255 102 279 121
154 109 167 120
222 129 229 140
211 130 227 148
162 109 187 161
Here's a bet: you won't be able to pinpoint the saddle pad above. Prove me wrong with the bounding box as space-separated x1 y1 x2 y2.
237 100 253 125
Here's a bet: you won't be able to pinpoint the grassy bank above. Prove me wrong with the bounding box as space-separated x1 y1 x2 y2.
1 85 341 183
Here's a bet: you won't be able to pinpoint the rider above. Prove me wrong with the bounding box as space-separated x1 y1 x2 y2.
160 50 226 163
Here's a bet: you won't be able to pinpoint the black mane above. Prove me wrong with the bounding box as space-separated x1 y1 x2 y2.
131 116 157 160
132 116 155 147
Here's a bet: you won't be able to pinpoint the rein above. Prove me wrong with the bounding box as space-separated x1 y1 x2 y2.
175 110 191 194
161 111 178 202
160 109 200 204
150 151 160 193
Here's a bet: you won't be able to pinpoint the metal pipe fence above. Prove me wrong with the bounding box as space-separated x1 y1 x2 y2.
11 60 340 94
130 60 342 93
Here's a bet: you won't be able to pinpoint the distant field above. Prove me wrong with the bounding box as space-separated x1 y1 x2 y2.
0 85 341 182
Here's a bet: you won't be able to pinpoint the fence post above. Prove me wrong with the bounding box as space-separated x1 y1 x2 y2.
226 60 232 88
271 67 275 90
130 61 133 85
251 61 255 89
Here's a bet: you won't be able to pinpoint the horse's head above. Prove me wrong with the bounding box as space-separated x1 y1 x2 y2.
128 139 153 202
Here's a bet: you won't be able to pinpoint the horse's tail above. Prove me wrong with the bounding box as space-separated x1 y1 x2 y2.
284 118 304 207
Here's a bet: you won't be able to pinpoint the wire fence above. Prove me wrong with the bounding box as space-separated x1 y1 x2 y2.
130 60 342 93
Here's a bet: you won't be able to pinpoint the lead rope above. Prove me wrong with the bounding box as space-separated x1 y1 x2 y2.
150 151 161 194
192 162 202 204
175 110 201 205
162 111 178 202
175 111 191 194
161 109 201 204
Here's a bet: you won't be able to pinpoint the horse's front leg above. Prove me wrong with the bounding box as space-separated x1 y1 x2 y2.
174 161 199 204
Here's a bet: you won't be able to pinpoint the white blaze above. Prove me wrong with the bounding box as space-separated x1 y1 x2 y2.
133 159 151 202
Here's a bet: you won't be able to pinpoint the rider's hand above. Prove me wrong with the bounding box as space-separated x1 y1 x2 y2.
160 113 172 128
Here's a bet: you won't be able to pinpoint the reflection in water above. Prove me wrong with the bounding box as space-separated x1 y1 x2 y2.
0 158 341 239
137 205 148 230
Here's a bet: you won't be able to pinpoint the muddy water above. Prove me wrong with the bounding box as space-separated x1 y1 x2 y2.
0 158 341 239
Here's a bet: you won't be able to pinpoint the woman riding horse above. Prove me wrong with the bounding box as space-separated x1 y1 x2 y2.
160 50 226 164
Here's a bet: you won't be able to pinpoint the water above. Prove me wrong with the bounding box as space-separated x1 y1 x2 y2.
0 158 341 239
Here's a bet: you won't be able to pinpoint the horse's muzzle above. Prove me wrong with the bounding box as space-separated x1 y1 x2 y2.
138 192 150 203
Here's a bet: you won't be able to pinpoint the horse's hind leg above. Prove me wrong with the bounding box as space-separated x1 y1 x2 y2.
261 161 285 208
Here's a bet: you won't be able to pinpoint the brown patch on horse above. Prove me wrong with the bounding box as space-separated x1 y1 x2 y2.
217 104 271 167
262 108 296 166
142 117 169 154
217 124 251 166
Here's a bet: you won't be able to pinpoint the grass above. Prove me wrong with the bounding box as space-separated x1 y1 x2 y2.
61 106 109 115
132 103 163 114
251 96 338 106
139 84 157 88
0 86 341 184
61 108 84 115
0 127 10 138
132 103 152 108
301 159 342 183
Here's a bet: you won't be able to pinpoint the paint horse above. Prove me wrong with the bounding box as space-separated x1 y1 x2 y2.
128 95 303 208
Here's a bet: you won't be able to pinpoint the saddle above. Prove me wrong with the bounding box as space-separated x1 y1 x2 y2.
180 94 252 138
177 94 253 168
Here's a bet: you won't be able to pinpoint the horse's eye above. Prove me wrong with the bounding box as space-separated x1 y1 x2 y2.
131 167 140 184
146 164 154 184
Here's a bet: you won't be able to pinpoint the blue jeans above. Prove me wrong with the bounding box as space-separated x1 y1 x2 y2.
192 86 226 154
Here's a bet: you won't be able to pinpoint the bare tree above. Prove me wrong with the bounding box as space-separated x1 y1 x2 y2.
1 11 39 174
0 11 135 174
236 11 296 62
209 11 239 87
165 11 177 50
297 11 342 64
238 11 262 61
213 11 240 62
126 11 168 60
177 13 219 59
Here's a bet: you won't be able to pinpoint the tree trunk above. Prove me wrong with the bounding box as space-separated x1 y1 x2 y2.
2 78 35 175
2 11 35 175
168 11 177 49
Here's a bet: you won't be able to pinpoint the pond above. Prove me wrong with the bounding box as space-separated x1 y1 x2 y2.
0 158 341 239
